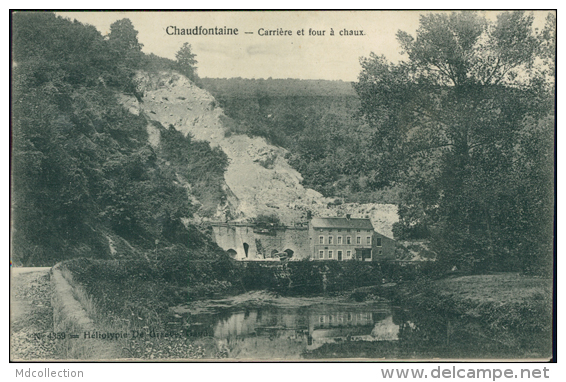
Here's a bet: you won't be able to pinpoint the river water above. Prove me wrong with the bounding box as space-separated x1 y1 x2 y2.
172 292 541 360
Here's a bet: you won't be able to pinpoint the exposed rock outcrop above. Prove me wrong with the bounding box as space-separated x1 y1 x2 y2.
121 71 399 237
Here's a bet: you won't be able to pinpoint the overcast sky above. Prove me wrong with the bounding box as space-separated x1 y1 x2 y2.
56 11 550 82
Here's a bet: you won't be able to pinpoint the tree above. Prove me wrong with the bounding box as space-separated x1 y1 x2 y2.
108 18 143 56
175 42 198 81
355 11 554 274
107 18 143 90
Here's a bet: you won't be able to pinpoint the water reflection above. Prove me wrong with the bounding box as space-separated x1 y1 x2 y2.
308 308 397 350
187 302 406 359
181 298 546 359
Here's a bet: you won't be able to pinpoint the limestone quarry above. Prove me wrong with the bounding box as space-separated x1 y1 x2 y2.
121 71 398 238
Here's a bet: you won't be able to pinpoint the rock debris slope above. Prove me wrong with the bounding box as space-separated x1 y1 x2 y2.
122 71 398 237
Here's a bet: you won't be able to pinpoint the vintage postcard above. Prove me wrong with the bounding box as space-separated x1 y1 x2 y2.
10 10 555 362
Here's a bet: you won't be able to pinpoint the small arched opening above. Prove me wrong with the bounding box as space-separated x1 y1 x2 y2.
243 243 249 258
226 249 237 258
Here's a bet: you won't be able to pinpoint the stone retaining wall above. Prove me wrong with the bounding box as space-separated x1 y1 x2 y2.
50 264 120 359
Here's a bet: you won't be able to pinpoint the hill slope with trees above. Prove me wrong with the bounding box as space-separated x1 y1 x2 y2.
11 12 227 265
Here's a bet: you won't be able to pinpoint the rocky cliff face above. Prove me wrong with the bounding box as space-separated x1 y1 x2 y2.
121 71 398 237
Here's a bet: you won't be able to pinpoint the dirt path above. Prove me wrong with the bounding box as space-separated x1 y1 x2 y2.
10 267 61 360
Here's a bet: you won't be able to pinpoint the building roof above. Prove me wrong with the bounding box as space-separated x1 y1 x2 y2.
310 217 374 230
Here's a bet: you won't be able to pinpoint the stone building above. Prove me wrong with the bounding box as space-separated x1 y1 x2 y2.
308 215 395 261
210 215 395 261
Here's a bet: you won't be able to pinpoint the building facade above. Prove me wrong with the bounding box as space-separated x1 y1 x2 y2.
308 216 395 261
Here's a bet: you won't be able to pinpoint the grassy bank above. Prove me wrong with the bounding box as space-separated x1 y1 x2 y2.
302 273 553 360
391 273 553 359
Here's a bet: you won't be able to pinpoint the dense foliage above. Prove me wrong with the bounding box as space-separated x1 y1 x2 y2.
61 255 429 304
60 244 234 314
11 12 226 265
355 11 555 274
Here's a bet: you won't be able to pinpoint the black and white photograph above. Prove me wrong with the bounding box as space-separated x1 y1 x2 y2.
10 10 555 362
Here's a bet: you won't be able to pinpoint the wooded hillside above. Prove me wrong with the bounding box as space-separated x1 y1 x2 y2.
11 12 227 265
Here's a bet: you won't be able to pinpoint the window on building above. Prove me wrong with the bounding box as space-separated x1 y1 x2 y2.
319 250 324 259
367 236 371 245
346 229 351 232
337 250 342 260
328 250 333 259
356 236 361 244
347 250 351 258
328 236 333 245
319 236 324 244
337 236 342 244
376 238 382 247
346 236 351 245
379 250 382 255
320 316 324 323
357 229 361 233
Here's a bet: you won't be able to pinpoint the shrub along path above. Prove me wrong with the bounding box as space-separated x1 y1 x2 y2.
10 267 60 360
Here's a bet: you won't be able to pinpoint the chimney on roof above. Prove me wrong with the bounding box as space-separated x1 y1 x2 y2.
346 214 351 220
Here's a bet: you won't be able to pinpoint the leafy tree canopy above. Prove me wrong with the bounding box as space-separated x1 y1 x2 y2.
355 11 554 274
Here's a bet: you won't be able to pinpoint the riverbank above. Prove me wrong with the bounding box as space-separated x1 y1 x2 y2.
391 273 553 359
26 256 552 360
42 257 394 359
